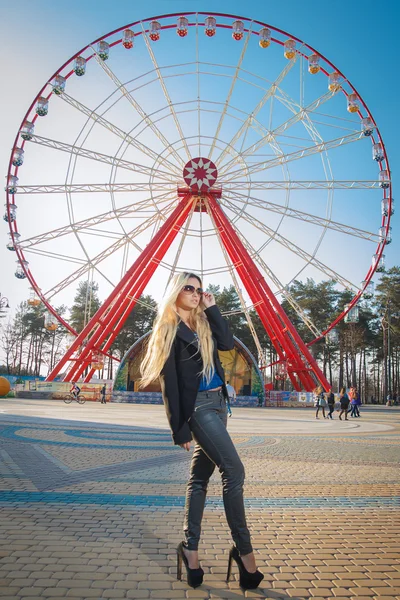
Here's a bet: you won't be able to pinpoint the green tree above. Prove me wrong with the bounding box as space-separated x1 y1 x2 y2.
69 281 101 333
206 284 270 359
280 279 340 385
112 295 157 361
374 267 400 399
0 301 68 376
0 320 19 374
281 279 339 342
208 285 244 334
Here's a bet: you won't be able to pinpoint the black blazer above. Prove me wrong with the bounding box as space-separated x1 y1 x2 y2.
160 305 234 445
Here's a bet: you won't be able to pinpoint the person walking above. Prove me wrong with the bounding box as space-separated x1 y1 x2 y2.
225 380 236 417
314 386 326 419
140 272 263 590
339 387 350 420
349 387 360 417
326 389 335 419
100 384 107 404
354 387 361 417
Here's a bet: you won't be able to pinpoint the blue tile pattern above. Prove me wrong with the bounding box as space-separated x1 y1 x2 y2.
1 413 399 510
0 490 398 508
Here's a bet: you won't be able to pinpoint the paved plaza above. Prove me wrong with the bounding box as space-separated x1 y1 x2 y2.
0 399 399 600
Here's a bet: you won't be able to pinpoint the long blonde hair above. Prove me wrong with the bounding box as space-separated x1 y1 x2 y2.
140 272 215 388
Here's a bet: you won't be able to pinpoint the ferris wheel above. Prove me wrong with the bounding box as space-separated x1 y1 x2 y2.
5 12 393 389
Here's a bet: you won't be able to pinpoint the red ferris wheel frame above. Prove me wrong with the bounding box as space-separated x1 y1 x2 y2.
5 12 393 388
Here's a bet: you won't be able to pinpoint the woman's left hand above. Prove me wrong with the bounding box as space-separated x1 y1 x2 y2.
202 292 216 309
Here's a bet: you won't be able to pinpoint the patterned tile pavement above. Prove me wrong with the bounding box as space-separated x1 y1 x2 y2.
0 399 399 599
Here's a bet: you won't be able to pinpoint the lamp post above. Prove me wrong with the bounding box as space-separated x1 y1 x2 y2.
0 294 10 318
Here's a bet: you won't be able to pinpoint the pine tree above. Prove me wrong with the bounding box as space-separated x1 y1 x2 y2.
69 281 101 333
112 295 157 360
374 267 400 400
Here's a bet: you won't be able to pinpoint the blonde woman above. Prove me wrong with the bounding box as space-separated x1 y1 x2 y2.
314 385 326 419
141 272 263 591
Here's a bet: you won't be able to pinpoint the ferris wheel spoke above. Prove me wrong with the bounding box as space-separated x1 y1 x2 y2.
57 92 182 177
15 182 176 194
231 227 322 338
27 134 175 181
309 119 360 134
219 82 333 183
20 191 174 249
275 87 354 152
280 89 334 179
196 16 201 157
222 180 381 191
92 49 186 168
199 200 204 279
207 26 253 161
219 130 364 182
246 90 337 155
45 201 177 299
226 190 379 242
46 262 115 300
140 28 191 161
215 57 298 168
22 247 88 265
219 89 338 178
206 194 320 337
221 196 358 291
276 90 356 134
166 202 197 287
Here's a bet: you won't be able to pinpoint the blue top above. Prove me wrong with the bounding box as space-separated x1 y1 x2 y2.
351 393 361 405
187 327 224 391
198 369 224 391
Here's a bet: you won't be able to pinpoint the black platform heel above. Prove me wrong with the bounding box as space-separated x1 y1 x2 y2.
226 546 264 590
176 542 204 588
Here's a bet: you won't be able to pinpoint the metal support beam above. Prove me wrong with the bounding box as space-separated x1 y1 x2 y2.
206 194 330 392
46 194 194 382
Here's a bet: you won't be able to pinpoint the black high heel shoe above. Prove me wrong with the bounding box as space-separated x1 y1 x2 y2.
226 546 264 590
176 542 204 588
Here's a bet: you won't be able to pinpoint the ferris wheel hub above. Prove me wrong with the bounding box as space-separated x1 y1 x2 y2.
183 157 218 193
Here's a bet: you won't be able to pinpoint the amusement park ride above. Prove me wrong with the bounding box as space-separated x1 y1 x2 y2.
4 13 393 391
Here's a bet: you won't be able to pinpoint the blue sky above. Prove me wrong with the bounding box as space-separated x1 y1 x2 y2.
1 0 398 325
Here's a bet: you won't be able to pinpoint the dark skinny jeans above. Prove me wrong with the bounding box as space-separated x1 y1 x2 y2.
184 389 253 556
350 404 360 417
327 403 335 419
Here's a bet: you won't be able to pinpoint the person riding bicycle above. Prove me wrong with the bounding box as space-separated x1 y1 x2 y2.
70 382 81 400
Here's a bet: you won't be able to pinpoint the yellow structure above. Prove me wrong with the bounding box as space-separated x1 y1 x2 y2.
27 288 41 307
0 377 11 397
44 311 58 331
118 334 261 396
91 350 105 371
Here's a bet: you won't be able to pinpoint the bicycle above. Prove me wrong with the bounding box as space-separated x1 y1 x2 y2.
63 393 86 404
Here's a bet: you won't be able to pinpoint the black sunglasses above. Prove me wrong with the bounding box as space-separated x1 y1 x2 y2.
182 285 203 295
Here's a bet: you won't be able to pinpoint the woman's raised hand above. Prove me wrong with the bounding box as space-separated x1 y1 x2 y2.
202 292 216 309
